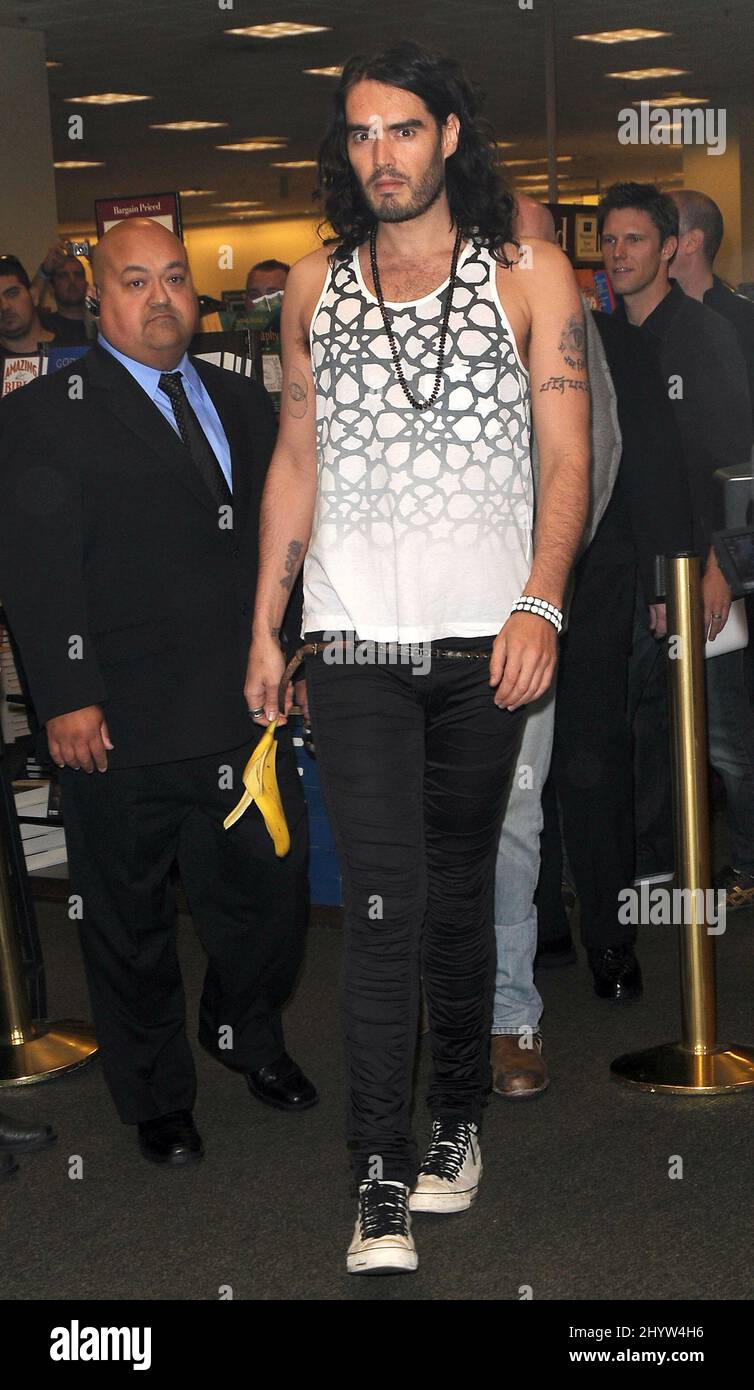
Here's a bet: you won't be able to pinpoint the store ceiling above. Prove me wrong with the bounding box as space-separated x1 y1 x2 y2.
1 0 752 230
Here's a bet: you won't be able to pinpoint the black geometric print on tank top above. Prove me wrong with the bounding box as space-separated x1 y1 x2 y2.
310 238 531 550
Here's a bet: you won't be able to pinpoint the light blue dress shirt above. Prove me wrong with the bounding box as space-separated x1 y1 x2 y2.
97 334 233 491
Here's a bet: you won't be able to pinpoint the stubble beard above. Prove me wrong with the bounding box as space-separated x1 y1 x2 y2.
367 151 446 225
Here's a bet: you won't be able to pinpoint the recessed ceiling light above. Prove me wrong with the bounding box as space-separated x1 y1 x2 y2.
635 94 708 107
303 66 343 77
574 29 672 44
65 93 153 105
214 201 263 208
505 156 573 167
271 160 318 169
179 188 218 196
217 139 287 151
54 160 105 169
151 120 228 131
606 68 689 80
225 23 331 39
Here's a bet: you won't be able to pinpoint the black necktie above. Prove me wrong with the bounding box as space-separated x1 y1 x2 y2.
158 371 231 507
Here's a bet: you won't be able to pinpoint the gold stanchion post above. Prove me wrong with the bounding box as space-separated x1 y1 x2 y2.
611 553 754 1093
0 788 97 1085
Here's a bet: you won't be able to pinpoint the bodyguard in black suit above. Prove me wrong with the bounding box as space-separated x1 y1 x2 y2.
0 219 315 1165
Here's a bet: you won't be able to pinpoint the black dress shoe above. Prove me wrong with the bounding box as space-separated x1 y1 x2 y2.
137 1110 204 1166
1 1152 19 1179
588 944 643 1001
246 1052 318 1112
536 933 577 968
0 1109 57 1152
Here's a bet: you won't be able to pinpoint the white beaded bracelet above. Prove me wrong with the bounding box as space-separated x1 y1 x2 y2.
511 595 563 634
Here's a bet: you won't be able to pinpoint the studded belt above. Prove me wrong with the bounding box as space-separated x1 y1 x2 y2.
277 640 492 707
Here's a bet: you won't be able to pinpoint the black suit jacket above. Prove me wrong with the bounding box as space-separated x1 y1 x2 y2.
0 343 301 768
591 311 695 600
615 282 753 552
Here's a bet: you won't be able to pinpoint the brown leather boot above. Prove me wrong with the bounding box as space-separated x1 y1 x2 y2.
491 1033 549 1099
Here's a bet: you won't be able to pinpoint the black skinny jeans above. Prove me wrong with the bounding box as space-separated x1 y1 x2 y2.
304 631 523 1186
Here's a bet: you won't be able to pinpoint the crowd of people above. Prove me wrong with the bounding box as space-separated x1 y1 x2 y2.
0 243 290 366
0 40 752 1277
0 244 94 362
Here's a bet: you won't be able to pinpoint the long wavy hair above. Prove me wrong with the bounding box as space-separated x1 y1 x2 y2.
315 41 517 265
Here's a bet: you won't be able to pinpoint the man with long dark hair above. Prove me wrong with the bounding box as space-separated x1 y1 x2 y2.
245 41 590 1274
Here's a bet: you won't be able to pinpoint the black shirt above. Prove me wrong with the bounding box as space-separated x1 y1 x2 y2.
38 309 89 344
702 275 754 433
616 280 753 554
590 310 694 601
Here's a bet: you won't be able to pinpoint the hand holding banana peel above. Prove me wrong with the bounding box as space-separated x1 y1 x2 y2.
223 717 290 855
224 644 312 854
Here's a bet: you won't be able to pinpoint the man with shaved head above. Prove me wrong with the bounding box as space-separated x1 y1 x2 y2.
670 188 754 913
670 189 754 433
514 192 556 244
0 218 315 1166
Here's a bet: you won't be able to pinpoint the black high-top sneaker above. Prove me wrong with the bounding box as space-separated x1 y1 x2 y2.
346 1179 418 1275
409 1120 482 1213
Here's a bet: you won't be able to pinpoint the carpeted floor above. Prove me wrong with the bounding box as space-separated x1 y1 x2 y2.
1 893 752 1302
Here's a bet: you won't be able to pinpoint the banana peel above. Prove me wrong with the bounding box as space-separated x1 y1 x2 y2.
223 718 291 856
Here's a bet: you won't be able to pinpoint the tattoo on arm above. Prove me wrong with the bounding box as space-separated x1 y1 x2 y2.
287 367 309 419
270 626 282 639
558 314 586 372
539 376 591 394
279 539 303 592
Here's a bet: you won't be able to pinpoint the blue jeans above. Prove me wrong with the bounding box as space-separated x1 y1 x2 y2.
491 687 555 1035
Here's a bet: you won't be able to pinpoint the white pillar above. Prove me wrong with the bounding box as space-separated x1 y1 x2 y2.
0 27 59 274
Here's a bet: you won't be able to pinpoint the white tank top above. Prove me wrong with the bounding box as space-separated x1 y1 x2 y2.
302 236 533 642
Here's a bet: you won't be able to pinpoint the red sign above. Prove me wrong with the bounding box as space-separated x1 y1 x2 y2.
94 192 182 240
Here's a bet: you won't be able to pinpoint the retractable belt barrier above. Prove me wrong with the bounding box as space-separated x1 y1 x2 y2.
0 739 97 1085
611 553 754 1093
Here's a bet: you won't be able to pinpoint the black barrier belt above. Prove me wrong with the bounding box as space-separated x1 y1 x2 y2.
0 737 47 1018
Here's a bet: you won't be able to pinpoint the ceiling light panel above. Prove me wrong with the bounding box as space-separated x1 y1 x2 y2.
151 121 228 131
573 29 672 44
217 139 287 151
606 68 688 79
635 94 709 106
65 93 153 105
505 156 573 166
226 23 331 39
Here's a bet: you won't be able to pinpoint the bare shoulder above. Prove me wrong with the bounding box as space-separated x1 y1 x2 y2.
284 246 337 351
287 245 334 302
513 237 575 288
